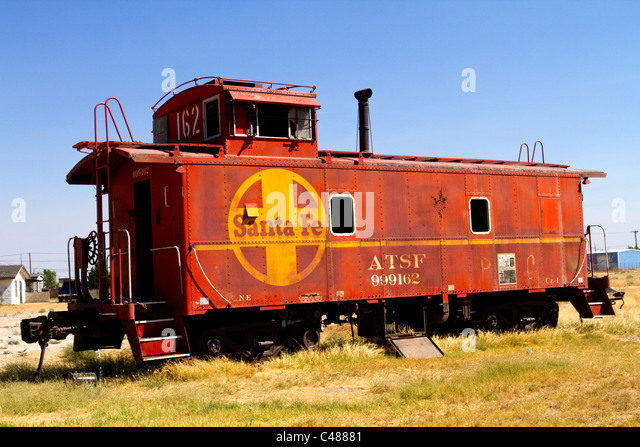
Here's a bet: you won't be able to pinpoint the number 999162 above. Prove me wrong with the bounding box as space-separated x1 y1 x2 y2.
371 273 420 286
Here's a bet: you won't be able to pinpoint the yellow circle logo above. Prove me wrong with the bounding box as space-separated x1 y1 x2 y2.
228 169 326 286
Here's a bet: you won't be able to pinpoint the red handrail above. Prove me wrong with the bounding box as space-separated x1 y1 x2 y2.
151 76 317 111
90 97 133 303
532 140 545 163
518 143 529 162
94 97 134 149
587 225 609 276
518 141 545 164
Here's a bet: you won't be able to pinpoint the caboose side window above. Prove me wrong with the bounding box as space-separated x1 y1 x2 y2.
233 102 255 136
288 107 313 140
329 194 356 236
257 103 289 138
232 102 314 140
204 96 221 140
469 197 491 234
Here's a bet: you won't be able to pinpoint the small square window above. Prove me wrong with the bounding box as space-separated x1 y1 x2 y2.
469 197 491 234
204 96 221 140
233 102 255 136
330 195 355 236
288 107 313 140
257 103 289 138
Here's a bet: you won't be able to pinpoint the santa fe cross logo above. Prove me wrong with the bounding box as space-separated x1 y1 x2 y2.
228 168 327 286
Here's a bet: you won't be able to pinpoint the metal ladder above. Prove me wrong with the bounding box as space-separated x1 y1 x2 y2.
91 98 134 303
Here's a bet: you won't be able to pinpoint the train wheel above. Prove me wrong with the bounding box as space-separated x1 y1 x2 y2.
485 314 500 330
482 300 559 331
535 301 559 329
196 329 227 357
481 307 516 331
301 329 320 349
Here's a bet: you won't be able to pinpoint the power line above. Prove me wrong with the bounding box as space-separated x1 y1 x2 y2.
0 254 67 260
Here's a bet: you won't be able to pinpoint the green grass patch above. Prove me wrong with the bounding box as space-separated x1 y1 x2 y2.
2 282 640 427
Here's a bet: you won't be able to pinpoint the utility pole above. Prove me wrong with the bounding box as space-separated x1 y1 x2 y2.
633 230 639 250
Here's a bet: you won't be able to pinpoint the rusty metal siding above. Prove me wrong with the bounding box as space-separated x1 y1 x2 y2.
163 157 589 315
99 149 590 315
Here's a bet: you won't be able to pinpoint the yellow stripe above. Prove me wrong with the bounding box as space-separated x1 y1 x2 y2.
193 236 582 251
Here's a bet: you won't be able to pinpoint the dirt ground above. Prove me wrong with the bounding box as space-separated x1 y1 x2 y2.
0 302 74 368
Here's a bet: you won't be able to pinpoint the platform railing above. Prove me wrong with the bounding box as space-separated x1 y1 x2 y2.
114 229 132 303
587 224 609 276
150 246 183 295
151 76 317 111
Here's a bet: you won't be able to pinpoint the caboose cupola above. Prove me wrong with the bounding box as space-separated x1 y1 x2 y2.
151 77 320 158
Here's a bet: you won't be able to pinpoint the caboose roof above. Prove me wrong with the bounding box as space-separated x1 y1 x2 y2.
151 77 319 119
67 141 605 185
226 88 320 107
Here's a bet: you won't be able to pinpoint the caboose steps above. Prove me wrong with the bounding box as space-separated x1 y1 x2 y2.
140 353 191 361
569 276 624 319
388 335 444 359
584 276 623 318
124 313 191 362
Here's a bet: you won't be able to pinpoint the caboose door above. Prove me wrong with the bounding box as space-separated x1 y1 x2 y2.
133 180 155 300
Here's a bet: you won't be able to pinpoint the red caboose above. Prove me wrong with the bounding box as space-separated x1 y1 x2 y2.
21 77 623 367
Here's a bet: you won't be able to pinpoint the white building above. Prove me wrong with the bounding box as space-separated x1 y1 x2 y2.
0 265 30 305
28 273 45 292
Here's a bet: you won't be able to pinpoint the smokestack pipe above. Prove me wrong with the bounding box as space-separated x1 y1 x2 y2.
354 88 372 153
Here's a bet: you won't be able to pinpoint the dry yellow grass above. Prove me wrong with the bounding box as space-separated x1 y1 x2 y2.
1 272 640 427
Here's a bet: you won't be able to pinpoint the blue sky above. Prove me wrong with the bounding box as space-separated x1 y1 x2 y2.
1 0 638 275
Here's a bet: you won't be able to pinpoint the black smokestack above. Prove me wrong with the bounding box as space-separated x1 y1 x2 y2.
354 88 372 153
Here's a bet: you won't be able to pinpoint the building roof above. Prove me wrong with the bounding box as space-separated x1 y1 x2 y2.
592 249 640 254
0 265 30 280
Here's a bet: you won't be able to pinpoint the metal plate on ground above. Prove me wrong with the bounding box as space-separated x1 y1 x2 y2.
388 335 444 359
